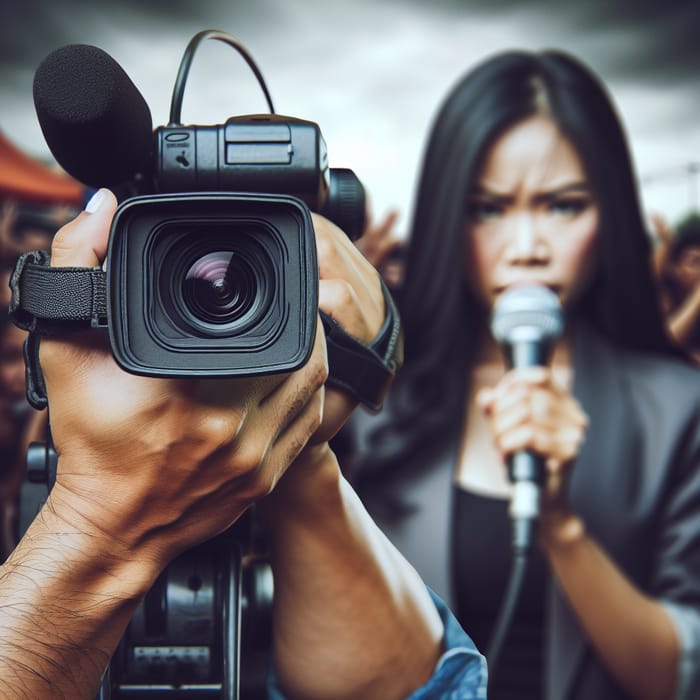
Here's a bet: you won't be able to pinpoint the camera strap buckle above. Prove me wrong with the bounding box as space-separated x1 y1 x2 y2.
321 280 404 413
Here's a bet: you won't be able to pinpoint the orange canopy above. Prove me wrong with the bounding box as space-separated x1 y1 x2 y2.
0 130 84 206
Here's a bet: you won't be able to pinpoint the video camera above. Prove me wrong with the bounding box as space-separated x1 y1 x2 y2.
29 30 366 379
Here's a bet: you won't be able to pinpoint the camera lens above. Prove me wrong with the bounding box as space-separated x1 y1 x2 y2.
156 224 277 338
183 251 256 325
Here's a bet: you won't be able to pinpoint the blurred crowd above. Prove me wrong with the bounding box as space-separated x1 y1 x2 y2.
0 130 84 558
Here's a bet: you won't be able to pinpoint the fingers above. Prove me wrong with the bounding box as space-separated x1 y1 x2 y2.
220 324 328 495
319 279 373 341
265 326 327 440
312 212 384 343
50 189 117 268
478 367 588 466
40 191 120 385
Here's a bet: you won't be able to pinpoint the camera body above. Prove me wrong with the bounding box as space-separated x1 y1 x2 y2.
108 114 365 378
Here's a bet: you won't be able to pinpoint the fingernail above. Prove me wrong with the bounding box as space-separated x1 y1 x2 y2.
85 189 107 214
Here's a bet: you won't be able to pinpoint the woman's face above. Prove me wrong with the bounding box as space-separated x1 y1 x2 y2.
464 115 600 313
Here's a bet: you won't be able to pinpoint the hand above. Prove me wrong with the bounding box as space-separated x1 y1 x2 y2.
311 212 386 443
477 366 588 516
257 213 389 514
39 189 328 569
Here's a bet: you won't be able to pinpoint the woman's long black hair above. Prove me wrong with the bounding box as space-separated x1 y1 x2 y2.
356 49 680 482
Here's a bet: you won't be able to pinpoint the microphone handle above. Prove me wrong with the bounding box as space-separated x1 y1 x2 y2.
504 338 551 546
507 451 545 548
502 338 551 369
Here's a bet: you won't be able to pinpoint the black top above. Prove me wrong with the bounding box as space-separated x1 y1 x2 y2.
453 487 548 699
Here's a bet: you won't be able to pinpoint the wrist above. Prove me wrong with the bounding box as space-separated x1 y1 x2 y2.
257 443 342 526
40 485 163 597
538 509 586 555
0 494 157 697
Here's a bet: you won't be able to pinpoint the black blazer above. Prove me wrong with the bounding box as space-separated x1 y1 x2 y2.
346 323 700 699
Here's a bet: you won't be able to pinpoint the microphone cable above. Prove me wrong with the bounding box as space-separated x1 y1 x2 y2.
486 521 535 680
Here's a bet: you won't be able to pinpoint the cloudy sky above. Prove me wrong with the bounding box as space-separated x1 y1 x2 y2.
1 0 698 230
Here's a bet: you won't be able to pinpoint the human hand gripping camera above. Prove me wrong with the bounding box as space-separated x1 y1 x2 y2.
0 32 463 700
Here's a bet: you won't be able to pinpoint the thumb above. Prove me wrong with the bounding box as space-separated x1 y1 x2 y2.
50 188 118 268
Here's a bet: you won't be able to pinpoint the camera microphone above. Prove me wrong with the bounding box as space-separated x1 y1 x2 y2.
33 44 154 188
490 282 564 548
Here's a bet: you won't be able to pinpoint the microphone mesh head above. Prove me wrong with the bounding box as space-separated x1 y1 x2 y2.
490 283 564 345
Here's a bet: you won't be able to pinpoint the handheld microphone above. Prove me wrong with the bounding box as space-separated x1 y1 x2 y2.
33 44 154 188
490 282 564 548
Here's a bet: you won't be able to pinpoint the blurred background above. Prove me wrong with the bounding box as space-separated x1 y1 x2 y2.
0 2 698 517
1 0 699 229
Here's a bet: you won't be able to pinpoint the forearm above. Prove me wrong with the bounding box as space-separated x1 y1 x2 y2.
541 516 679 700
0 492 158 699
258 445 443 700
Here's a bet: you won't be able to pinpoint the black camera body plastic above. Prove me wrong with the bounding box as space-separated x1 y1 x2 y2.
108 191 316 377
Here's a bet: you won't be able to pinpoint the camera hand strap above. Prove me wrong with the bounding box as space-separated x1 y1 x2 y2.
10 251 403 412
321 279 403 413
9 250 107 409
10 250 108 333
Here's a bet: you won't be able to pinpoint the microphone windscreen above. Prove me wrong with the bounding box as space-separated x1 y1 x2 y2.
490 283 563 348
33 44 153 188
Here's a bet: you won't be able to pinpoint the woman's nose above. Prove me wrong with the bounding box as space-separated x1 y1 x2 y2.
504 214 549 264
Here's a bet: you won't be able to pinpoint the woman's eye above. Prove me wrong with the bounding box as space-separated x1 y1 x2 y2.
466 200 503 220
550 198 589 216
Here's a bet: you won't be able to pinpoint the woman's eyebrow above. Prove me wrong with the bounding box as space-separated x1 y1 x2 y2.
534 182 592 202
467 185 513 203
468 181 592 204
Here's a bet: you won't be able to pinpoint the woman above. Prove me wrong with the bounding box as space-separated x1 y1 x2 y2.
346 50 700 700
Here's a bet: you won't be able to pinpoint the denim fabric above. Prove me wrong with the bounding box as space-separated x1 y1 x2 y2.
267 589 487 699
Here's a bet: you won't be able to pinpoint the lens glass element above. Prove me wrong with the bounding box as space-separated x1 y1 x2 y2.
156 223 277 339
183 251 256 325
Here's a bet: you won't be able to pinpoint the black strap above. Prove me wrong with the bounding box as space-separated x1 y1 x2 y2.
321 279 403 412
9 250 107 410
10 249 107 334
9 251 403 413
22 332 48 411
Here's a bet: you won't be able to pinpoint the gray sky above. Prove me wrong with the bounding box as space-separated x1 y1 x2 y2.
1 0 698 229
